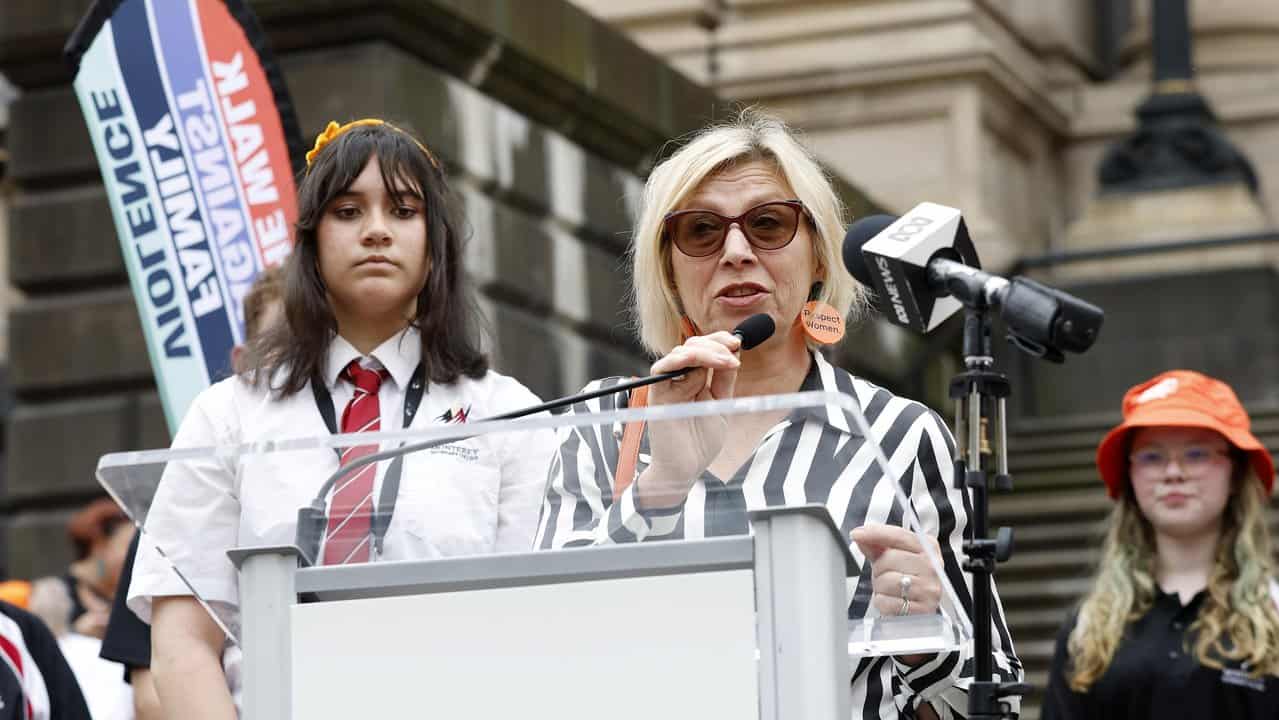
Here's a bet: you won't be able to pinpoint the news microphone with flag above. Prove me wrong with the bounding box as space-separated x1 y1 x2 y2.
842 203 982 334
843 204 1103 361
294 313 776 562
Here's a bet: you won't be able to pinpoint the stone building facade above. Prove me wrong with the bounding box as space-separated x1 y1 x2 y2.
571 0 1279 410
569 2 1279 715
0 0 821 579
4 0 1279 716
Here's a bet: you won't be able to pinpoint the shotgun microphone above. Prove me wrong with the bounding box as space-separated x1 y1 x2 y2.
843 204 1102 361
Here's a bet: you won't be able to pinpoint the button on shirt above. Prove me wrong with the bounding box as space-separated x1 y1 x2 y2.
1043 584 1279 720
127 328 556 669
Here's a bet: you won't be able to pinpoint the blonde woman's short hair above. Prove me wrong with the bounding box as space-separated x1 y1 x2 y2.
629 109 868 356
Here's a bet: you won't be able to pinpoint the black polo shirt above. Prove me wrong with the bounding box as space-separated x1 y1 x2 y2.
1042 587 1279 719
99 530 151 681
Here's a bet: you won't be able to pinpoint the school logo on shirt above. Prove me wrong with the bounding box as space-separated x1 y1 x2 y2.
1222 666 1266 692
436 405 471 424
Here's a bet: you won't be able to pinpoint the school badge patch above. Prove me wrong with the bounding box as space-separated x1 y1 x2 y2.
436 405 471 424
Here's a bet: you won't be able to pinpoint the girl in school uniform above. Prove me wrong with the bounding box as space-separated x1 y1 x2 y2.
129 119 555 719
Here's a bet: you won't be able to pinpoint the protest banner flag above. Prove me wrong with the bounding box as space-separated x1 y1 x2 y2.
65 0 304 432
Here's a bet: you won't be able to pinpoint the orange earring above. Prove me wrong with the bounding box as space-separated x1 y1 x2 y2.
796 282 845 345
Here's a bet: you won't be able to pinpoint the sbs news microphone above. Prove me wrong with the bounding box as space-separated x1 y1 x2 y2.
296 313 776 561
843 202 1103 362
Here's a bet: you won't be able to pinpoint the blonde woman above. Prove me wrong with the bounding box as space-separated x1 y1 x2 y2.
1043 370 1279 718
535 109 1021 718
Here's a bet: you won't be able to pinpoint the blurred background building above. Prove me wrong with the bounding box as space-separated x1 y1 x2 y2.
3 1 1278 717
569 2 1279 714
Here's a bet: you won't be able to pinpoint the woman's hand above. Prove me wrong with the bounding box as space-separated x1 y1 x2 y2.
851 523 946 667
635 331 741 509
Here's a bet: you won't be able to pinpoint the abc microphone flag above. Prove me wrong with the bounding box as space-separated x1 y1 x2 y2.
854 202 981 334
64 0 305 434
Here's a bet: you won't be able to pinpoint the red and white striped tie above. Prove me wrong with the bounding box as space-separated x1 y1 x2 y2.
323 360 389 565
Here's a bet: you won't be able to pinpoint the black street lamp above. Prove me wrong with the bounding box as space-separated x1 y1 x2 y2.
1098 0 1257 195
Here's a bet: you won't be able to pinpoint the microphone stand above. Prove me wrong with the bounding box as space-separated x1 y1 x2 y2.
949 303 1032 719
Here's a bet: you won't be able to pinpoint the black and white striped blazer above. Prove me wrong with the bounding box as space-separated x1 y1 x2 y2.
534 351 1022 718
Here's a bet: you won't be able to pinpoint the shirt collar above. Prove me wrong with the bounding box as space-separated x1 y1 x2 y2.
325 326 422 390
1154 584 1209 611
796 352 856 436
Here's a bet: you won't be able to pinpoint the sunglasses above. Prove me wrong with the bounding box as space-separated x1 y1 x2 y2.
663 200 810 258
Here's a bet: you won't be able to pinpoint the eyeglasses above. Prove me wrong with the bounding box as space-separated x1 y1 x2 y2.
663 200 809 258
1129 446 1230 473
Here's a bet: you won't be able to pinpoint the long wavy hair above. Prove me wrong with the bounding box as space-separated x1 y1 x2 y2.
1068 453 1279 690
242 122 488 394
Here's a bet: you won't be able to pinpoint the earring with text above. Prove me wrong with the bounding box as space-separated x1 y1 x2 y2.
797 282 844 345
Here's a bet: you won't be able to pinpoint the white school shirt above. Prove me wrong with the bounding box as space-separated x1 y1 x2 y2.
127 327 556 693
57 633 133 720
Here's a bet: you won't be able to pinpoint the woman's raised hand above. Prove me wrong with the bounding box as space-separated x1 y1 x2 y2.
635 331 742 508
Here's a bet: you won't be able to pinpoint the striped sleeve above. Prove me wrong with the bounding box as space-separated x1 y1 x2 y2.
533 380 682 548
889 408 1023 719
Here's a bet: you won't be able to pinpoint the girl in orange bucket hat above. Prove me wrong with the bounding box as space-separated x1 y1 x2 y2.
1043 370 1279 718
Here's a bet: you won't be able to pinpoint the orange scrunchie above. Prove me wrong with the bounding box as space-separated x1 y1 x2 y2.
305 118 440 171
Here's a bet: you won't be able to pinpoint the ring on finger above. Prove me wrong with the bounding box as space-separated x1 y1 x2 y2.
897 575 913 616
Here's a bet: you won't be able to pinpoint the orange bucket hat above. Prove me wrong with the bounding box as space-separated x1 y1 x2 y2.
1096 370 1274 498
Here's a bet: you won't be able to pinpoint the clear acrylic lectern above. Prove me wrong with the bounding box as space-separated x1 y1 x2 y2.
98 390 971 719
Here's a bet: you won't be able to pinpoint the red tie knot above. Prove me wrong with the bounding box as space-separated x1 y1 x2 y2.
343 360 388 395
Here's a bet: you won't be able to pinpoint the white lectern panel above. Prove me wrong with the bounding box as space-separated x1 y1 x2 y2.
291 569 759 719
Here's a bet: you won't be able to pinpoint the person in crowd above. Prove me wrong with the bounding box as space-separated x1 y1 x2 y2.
128 119 555 719
22 501 131 720
1043 370 1279 718
230 264 286 374
534 109 1021 718
27 500 133 642
0 599 91 719
27 499 134 720
98 265 288 720
0 581 31 610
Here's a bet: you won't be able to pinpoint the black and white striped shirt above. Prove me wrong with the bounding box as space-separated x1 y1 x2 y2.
534 352 1022 719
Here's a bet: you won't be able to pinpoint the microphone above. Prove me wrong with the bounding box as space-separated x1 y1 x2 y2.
842 203 981 333
843 203 1103 361
295 313 776 563
519 310 777 410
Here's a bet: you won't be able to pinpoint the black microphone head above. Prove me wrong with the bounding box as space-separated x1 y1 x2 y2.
842 214 899 284
733 313 775 351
